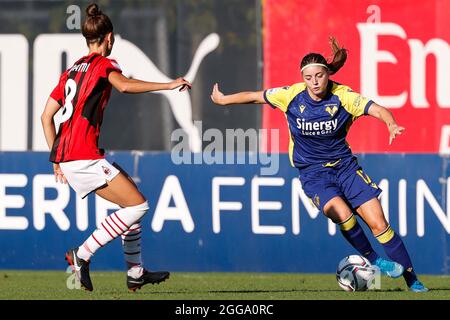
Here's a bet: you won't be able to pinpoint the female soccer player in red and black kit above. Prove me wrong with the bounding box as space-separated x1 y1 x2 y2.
41 4 191 292
211 38 428 292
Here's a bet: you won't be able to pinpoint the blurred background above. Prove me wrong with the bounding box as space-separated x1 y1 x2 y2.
0 0 262 152
0 0 449 276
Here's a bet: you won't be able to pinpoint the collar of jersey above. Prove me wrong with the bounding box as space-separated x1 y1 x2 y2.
303 81 334 105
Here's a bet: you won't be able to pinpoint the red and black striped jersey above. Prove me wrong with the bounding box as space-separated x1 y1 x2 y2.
49 52 122 163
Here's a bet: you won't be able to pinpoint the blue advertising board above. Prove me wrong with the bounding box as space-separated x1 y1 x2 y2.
0 152 449 274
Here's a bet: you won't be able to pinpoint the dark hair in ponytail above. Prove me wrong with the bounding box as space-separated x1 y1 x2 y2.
300 37 348 75
82 3 113 45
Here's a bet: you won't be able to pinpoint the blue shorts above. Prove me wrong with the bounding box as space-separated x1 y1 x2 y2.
299 157 382 212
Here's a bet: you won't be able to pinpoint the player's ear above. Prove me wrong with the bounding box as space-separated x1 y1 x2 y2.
107 32 114 47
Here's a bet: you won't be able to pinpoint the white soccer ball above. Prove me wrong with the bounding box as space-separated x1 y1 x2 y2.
336 255 376 292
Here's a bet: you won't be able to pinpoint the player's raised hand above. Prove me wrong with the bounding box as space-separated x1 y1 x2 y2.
388 123 405 145
53 163 67 184
170 77 192 92
211 83 225 105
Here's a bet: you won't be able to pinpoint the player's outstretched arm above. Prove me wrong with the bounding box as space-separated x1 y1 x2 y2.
108 71 192 94
210 83 265 105
368 102 405 145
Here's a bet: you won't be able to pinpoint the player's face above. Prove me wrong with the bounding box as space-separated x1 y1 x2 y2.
302 66 329 98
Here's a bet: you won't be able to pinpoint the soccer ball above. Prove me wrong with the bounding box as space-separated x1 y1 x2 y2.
336 255 376 292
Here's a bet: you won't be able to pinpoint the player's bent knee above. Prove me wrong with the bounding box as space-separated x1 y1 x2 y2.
370 221 390 236
323 205 352 224
122 201 150 226
131 201 149 216
133 192 147 205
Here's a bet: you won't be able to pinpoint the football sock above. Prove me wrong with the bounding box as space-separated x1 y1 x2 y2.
77 201 149 261
121 222 144 278
376 226 418 286
339 214 379 263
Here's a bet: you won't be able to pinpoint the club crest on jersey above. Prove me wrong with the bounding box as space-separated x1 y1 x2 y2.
325 104 338 117
267 86 289 95
102 166 112 176
299 105 306 113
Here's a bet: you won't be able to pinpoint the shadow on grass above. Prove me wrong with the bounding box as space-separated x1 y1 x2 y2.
426 287 450 291
130 288 413 295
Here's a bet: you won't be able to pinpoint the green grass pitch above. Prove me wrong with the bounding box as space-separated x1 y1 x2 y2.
1 271 449 300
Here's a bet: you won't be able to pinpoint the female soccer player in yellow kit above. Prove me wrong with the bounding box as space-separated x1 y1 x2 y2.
211 38 427 292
